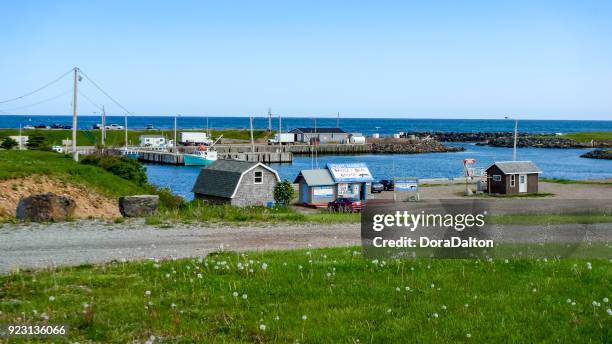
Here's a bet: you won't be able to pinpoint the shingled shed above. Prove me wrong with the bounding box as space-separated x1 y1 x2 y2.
192 160 280 206
486 161 542 195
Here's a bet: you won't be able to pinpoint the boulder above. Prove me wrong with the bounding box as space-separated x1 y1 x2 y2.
16 193 76 222
119 195 159 217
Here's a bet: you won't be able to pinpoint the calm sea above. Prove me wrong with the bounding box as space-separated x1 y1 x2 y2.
1 115 612 135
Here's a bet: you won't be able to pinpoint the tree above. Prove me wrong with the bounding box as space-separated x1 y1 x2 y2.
1 137 18 150
274 180 295 206
26 132 50 150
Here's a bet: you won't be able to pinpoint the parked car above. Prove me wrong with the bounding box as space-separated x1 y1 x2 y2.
105 124 124 130
327 197 364 213
35 124 50 129
371 181 384 193
62 125 72 129
380 179 395 191
51 145 64 153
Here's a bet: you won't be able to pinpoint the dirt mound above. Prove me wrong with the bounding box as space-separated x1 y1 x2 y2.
0 176 121 219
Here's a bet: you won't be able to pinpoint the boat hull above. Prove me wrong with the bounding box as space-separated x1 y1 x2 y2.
184 154 216 166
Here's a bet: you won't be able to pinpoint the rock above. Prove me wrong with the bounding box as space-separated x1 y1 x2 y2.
581 149 612 160
119 195 159 217
16 193 76 222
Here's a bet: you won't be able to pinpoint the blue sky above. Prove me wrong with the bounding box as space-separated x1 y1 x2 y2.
1 0 611 119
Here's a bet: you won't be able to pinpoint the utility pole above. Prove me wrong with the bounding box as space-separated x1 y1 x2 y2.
101 105 106 147
278 112 282 148
268 108 272 132
337 111 340 128
174 115 178 154
18 124 22 150
512 119 518 161
124 113 128 151
72 67 79 161
249 114 255 153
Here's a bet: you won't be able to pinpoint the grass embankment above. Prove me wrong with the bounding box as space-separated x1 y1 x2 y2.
487 213 612 225
0 150 148 197
560 132 612 143
0 128 270 146
0 247 609 342
147 202 360 226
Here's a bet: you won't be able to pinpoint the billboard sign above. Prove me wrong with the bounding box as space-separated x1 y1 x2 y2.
395 179 419 191
327 163 374 182
313 187 334 198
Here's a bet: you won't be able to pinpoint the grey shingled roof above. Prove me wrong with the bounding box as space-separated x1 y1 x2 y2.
290 127 346 134
490 161 542 174
192 160 259 198
293 169 336 186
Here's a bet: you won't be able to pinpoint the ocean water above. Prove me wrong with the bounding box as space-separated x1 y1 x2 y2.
1 115 612 135
145 143 612 200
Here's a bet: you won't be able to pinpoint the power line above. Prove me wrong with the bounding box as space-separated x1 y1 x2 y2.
79 69 133 114
0 88 72 113
0 68 73 104
79 89 104 112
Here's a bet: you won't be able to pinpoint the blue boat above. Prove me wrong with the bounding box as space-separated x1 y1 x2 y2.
183 147 217 166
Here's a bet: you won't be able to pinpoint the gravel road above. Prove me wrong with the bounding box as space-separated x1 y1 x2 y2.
0 220 360 274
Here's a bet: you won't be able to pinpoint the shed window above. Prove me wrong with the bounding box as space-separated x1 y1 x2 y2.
510 174 516 187
492 175 501 182
254 171 263 184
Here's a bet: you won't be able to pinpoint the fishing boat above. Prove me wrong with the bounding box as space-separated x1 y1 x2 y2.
183 145 218 165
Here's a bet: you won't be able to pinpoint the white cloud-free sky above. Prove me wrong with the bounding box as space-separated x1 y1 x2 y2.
1 1 611 119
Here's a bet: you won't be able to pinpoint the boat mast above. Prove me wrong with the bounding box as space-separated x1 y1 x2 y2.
124 113 128 151
512 119 518 161
249 113 255 153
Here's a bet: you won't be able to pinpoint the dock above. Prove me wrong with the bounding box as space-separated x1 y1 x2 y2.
131 149 293 165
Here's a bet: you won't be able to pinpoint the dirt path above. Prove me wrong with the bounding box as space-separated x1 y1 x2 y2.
0 220 360 274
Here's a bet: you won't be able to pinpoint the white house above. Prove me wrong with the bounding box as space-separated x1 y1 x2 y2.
139 135 167 147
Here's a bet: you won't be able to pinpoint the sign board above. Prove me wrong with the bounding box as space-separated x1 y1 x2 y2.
337 183 352 196
327 163 374 183
313 187 334 198
396 179 419 191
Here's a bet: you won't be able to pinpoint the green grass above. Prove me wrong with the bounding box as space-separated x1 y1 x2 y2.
0 247 609 342
0 150 149 197
542 178 612 185
0 128 271 146
560 132 612 143
147 202 361 225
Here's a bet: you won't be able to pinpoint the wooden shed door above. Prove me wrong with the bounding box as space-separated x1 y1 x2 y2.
519 174 527 193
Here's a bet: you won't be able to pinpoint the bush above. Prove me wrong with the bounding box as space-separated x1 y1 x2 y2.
80 154 148 185
274 180 295 206
26 132 50 150
1 137 18 150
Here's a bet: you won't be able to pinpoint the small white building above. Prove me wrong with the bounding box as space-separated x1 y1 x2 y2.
180 132 210 145
139 135 167 147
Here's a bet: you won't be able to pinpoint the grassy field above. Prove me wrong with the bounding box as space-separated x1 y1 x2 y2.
147 202 361 226
0 247 609 343
541 178 612 185
0 150 148 197
560 132 612 143
0 128 270 146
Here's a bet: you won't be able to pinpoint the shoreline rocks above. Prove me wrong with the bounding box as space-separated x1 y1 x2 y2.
16 193 76 222
581 149 612 160
402 131 610 149
370 138 464 154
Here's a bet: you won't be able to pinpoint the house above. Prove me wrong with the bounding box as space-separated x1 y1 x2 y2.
289 127 348 144
294 163 374 206
486 161 541 195
139 135 166 148
192 160 280 207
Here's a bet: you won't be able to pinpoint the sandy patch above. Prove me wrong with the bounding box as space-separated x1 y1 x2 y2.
0 176 121 219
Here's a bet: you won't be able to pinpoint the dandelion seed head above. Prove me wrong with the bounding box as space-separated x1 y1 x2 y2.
302 315 307 321
259 324 266 331
48 296 55 302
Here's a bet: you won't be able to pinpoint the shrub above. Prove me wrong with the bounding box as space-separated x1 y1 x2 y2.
26 132 50 150
274 179 295 206
80 154 148 185
1 137 18 150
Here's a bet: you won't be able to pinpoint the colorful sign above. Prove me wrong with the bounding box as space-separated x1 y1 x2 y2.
313 187 334 198
327 163 374 182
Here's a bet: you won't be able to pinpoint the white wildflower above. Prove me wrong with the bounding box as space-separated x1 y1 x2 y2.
302 315 307 321
145 290 151 296
242 294 248 300
232 291 239 297
48 296 55 302
259 324 266 331
261 263 268 270
432 313 439 318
